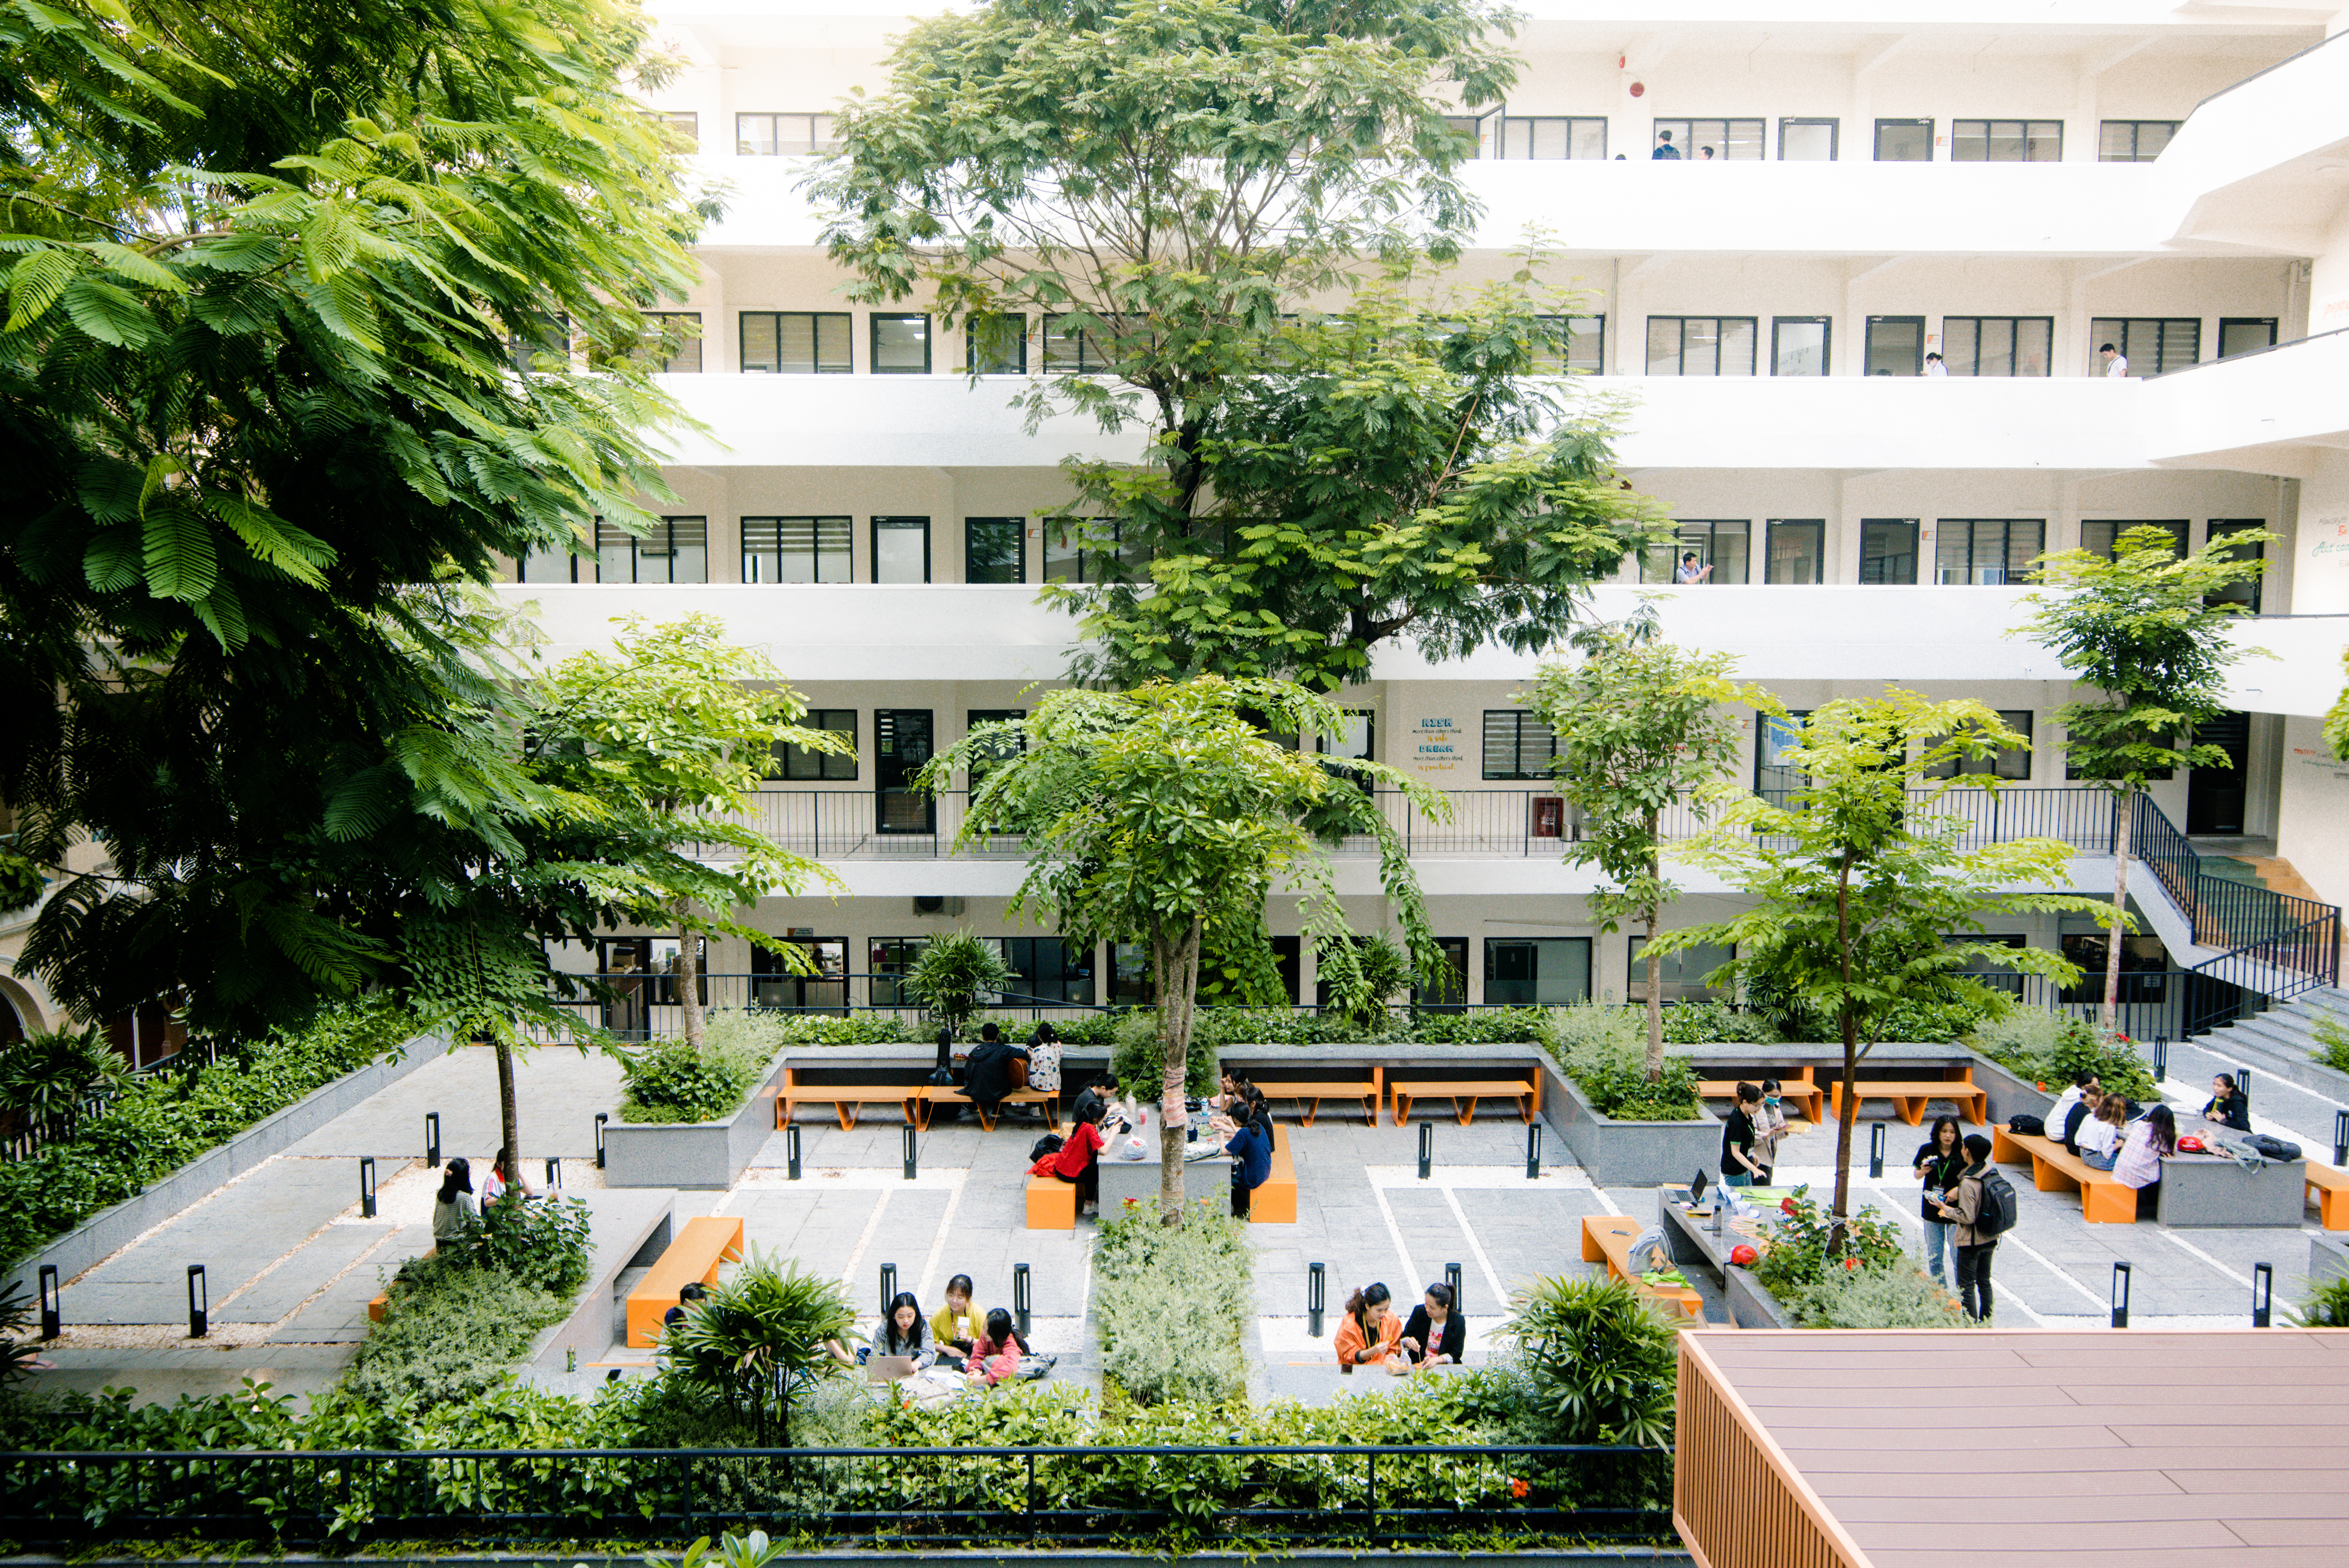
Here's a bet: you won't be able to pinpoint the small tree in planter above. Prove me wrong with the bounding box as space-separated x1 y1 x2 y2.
903 930 1013 1041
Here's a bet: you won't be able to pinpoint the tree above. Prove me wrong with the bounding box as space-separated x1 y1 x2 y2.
2019 526 2271 1031
1 0 705 1038
921 676 1446 1222
904 931 1016 1041
1529 613 1751 1082
1657 694 2108 1232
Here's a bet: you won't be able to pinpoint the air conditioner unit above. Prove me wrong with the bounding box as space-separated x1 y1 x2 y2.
913 896 965 918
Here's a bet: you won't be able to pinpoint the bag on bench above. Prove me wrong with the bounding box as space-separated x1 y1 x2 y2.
2007 1115 2045 1137
1029 1133 1065 1162
2244 1133 2302 1163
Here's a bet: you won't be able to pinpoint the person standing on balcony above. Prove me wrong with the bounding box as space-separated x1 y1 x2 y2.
1924 352 1948 376
2100 342 2129 377
1675 551 1713 583
1652 129 1681 160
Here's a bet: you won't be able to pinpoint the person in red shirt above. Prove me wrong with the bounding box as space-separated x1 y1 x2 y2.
964 1307 1024 1388
1040 1099 1106 1214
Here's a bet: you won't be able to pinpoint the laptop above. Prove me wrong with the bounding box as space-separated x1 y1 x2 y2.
864 1355 918 1382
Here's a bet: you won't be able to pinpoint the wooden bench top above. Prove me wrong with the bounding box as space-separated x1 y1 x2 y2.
2305 1162 2348 1231
777 1072 920 1130
1581 1215 1700 1319
1992 1129 2136 1223
1254 1074 1380 1127
1390 1077 1540 1127
1831 1071 1988 1126
626 1216 744 1348
2304 1162 2349 1191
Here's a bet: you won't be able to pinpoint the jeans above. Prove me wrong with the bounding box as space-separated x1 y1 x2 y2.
2082 1150 2116 1171
1920 1217 1956 1284
1724 1171 1753 1187
1956 1242 1996 1321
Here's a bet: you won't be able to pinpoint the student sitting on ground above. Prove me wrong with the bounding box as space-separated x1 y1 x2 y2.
931 1274 986 1369
1334 1282 1404 1374
963 1308 1025 1388
432 1157 478 1242
867 1290 936 1370
1398 1281 1466 1369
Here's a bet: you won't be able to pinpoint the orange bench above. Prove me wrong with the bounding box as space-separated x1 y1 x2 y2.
1253 1073 1381 1128
1025 1171 1077 1230
1829 1066 1989 1127
1582 1215 1701 1320
1990 1127 2136 1224
625 1215 745 1347
1390 1076 1539 1126
1698 1065 1824 1122
776 1069 918 1130
2305 1162 2348 1231
912 1085 1060 1132
1248 1124 1297 1224
367 1247 433 1324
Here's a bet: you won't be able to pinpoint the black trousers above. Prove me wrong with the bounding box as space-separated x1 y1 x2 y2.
1956 1242 1996 1321
1231 1170 1252 1218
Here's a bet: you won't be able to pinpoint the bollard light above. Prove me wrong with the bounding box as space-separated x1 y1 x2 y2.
2110 1261 2130 1330
545 1156 561 1190
1307 1262 1327 1338
359 1156 377 1219
903 1124 919 1181
2252 1263 2273 1329
786 1124 802 1181
1014 1263 1032 1339
2236 1065 2252 1106
593 1111 608 1170
426 1111 442 1168
187 1264 208 1339
1417 1123 1433 1181
1869 1122 1886 1180
2335 1109 2348 1169
1444 1262 1463 1317
2151 1036 2169 1084
38 1265 59 1341
878 1262 898 1318
1525 1124 1541 1180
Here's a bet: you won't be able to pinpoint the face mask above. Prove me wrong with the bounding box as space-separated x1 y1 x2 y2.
1765 1096 1779 1105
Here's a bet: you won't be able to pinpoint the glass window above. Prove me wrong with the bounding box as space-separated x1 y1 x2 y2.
871 314 932 374
1764 520 1824 585
1778 118 1837 160
1771 317 1830 376
868 938 928 1010
1860 519 1919 585
1482 710 1558 781
1934 519 2045 586
519 539 592 584
654 110 698 148
1534 315 1606 373
1865 316 1925 377
992 936 1094 1007
1042 313 1108 373
1875 119 1933 162
596 516 706 584
1498 116 1607 159
1922 710 2033 781
741 312 851 374
1628 935 1735 1001
966 709 1027 786
2218 318 2276 360
1483 938 1592 1006
968 314 1026 375
1939 317 2053 377
1111 941 1155 1006
1442 114 1488 157
2090 317 2200 377
1414 937 1469 1011
741 516 852 583
2080 520 2187 562
735 112 838 156
1651 119 1765 160
871 517 929 583
2099 121 2176 163
1044 517 1129 582
1642 520 1750 585
1756 709 1810 793
751 935 848 1012
1646 316 1758 376
1951 120 2062 162
965 516 1025 583
2206 519 2264 614
772 709 857 781
634 311 702 373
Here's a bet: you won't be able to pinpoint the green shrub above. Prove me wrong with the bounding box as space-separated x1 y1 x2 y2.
612 1011 782 1123
2291 1275 2349 1328
903 930 1014 1036
1660 1000 1777 1046
2308 1012 2349 1076
1470 1274 1677 1448
1092 1203 1252 1406
1774 1264 1971 1329
0 1026 131 1139
1405 1006 1550 1044
1753 974 2005 1046
1541 1005 1703 1121
342 1259 570 1410
1748 1186 1908 1299
440 1193 594 1295
1967 1012 2156 1101
1109 1010 1220 1101
658 1251 858 1438
1964 1007 2070 1078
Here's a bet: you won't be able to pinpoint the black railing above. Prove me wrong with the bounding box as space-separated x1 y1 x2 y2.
0 1043 214 1164
0 1443 1672 1547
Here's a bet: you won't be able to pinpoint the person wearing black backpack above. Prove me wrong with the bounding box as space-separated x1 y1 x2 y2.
1935 1133 2014 1322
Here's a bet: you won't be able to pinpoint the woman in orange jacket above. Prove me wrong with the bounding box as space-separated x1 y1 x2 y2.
1333 1282 1403 1373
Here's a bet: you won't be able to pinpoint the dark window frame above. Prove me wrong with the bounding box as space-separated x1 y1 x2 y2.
741 515 853 583
1482 937 1594 1006
655 110 699 147
1859 518 1920 586
965 709 1028 787
1939 316 2054 377
1643 519 1752 585
1535 314 1606 373
596 516 707 584
1650 117 1767 160
1042 313 1108 373
2206 519 2264 614
740 311 852 374
1496 115 1608 159
1764 519 1826 585
2217 317 2278 360
1874 117 1935 162
871 516 931 584
1646 316 1759 377
1777 117 1838 160
1865 315 1927 377
637 311 703 373
2080 520 2188 562
1482 710 1558 782
774 709 858 782
2090 316 2200 377
964 516 1026 584
1921 709 2034 781
869 312 933 375
1934 518 2046 586
1950 119 2063 162
735 111 837 156
1770 316 1831 376
967 313 1028 375
1756 708 1811 792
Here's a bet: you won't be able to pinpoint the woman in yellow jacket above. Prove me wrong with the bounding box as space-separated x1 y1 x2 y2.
1333 1282 1404 1373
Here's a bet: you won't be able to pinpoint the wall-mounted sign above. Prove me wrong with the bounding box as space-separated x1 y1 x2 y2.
1413 715 1460 772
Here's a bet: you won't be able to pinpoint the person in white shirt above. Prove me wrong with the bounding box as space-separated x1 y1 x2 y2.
1923 352 1948 376
2044 1072 2096 1141
2076 1094 2127 1170
2099 342 2129 377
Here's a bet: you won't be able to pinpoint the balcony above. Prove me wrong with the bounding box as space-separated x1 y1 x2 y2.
2161 30 2349 253
2143 326 2349 478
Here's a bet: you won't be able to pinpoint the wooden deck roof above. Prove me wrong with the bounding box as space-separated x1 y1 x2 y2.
1678 1329 2349 1568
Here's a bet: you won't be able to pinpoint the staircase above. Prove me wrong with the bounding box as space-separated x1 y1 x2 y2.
2183 983 2349 1104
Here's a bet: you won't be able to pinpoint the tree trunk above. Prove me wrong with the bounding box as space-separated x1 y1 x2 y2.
1643 818 1665 1082
675 902 704 1051
1153 916 1204 1228
495 1031 522 1187
2103 789 2132 1037
1829 849 1858 1243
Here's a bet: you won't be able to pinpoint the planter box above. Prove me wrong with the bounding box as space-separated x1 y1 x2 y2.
1969 1055 2054 1129
1542 1067 1718 1187
1656 1189 1795 1329
523 1189 678 1369
3 1030 453 1294
2311 1234 2349 1291
602 1046 798 1191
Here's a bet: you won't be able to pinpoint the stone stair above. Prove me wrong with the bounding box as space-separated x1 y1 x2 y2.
2190 985 2349 1106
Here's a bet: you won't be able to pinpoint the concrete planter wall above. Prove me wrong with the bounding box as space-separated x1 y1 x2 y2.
3 1031 453 1295
602 1046 796 1191
1723 1265 1799 1329
1541 1068 1718 1187
2311 1235 2349 1292
1969 1056 2054 1129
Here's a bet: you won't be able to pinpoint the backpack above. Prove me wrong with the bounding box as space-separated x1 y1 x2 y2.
1972 1169 2019 1239
1028 1133 1065 1163
2007 1115 2044 1137
2245 1133 2302 1163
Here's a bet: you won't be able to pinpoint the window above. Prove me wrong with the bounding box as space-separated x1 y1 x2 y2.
1951 120 2061 162
1865 316 1925 377
597 516 706 583
2218 318 2277 360
1497 116 1606 159
1922 709 2033 780
965 516 1025 583
1414 937 1469 1011
871 314 932 374
1042 314 1110 373
1935 519 2044 585
1764 520 1824 585
2206 519 2264 613
1483 938 1592 1006
1482 710 1558 781
519 538 593 583
1756 709 1810 792
636 311 702 373
1111 941 1155 1006
1628 935 1735 1001
772 710 857 781
1318 709 1375 791
1940 317 2052 377
1651 118 1765 160
2091 317 2199 377
1045 518 1132 582
1644 520 1750 585
1778 118 1838 160
2099 120 2176 163
2080 520 2187 561
1646 316 1758 376
735 112 837 155
873 710 935 833
1534 315 1605 374
752 935 848 1012
871 517 929 583
1874 119 1933 162
1860 519 1920 585
991 937 1093 1006
741 311 851 374
654 110 698 147
966 709 1027 786
742 516 852 582
1770 317 1830 376
968 314 1027 375
868 938 928 1009
598 936 705 1011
